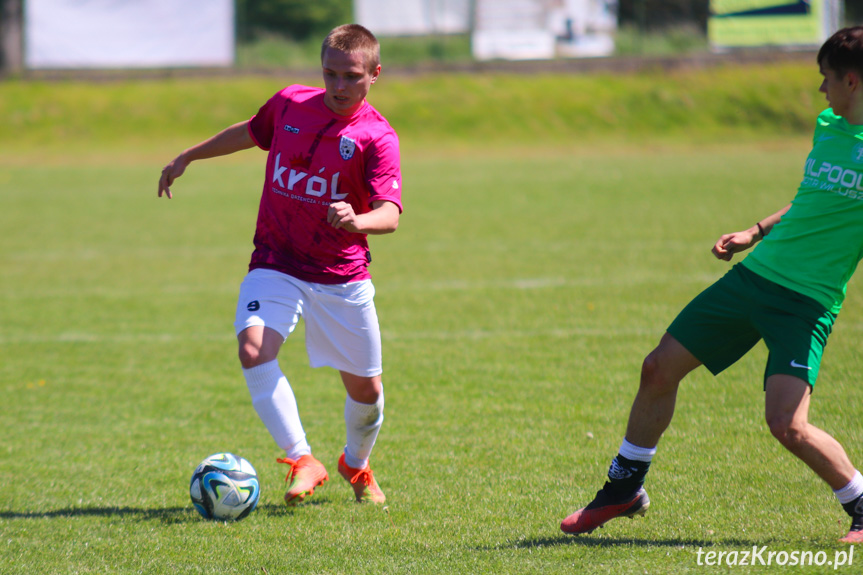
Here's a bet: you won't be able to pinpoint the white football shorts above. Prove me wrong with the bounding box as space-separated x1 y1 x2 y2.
234 268 382 377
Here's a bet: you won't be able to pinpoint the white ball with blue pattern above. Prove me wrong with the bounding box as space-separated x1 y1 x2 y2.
190 453 260 521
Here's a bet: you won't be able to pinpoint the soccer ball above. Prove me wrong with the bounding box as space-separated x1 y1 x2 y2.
189 453 260 521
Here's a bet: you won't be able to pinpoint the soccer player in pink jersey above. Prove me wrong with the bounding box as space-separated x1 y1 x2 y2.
158 24 400 505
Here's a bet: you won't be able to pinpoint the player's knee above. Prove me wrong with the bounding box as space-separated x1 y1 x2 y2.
349 381 382 404
640 350 675 394
766 415 807 449
238 343 268 369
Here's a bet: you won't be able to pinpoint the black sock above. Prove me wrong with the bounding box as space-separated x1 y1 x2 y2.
603 454 650 498
843 495 863 530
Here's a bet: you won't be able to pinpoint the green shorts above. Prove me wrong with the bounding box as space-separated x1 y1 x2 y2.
667 263 836 388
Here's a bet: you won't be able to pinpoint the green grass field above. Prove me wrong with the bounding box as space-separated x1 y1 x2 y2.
2 64 863 573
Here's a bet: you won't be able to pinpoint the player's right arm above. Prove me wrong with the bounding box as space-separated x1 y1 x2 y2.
711 203 791 261
158 121 255 199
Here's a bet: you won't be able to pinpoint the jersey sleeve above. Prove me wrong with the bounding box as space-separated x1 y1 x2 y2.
248 88 290 151
364 130 403 212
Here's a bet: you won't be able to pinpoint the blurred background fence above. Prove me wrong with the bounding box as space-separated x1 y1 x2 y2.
2 0 863 74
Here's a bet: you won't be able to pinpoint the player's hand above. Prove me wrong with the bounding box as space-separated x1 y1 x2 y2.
711 229 759 261
327 201 360 232
158 157 188 199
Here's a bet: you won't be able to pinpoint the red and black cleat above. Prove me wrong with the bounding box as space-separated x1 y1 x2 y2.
561 487 650 535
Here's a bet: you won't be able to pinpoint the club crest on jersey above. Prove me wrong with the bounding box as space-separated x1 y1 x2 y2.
339 136 356 160
854 142 863 164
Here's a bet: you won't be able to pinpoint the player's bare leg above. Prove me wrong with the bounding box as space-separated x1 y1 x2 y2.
238 325 282 369
765 375 855 488
623 334 703 447
765 375 863 542
562 333 701 534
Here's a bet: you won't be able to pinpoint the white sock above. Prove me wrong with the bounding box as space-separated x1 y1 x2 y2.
619 438 657 463
343 387 384 470
243 359 310 460
834 470 863 505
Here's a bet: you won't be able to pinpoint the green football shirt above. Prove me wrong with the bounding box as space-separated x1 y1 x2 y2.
742 109 863 314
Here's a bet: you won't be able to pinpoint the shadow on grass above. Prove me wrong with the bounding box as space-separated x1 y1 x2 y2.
0 503 311 524
480 534 766 550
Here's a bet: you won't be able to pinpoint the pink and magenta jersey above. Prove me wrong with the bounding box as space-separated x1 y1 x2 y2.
246 84 402 284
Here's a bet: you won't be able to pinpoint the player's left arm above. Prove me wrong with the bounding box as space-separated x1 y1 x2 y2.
330 130 402 234
327 200 400 234
712 203 792 261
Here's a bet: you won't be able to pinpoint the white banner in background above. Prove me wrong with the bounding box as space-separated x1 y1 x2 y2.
355 0 471 36
25 0 235 69
472 0 616 60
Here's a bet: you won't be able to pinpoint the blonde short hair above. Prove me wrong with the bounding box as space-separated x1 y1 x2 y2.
321 24 380 73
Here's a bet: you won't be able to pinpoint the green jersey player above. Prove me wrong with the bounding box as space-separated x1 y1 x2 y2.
561 26 863 544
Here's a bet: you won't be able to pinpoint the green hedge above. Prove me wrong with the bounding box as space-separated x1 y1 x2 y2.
1 60 825 151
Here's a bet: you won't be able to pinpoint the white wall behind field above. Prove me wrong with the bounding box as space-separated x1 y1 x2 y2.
354 0 471 35
354 0 617 60
25 0 235 69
